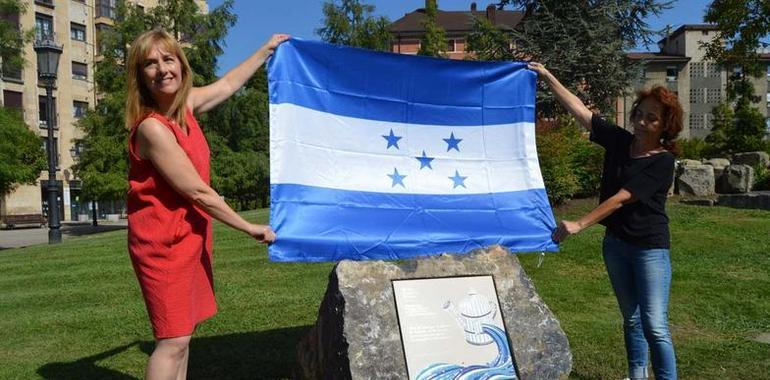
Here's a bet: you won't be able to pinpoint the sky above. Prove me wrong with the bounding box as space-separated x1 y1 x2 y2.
207 0 713 76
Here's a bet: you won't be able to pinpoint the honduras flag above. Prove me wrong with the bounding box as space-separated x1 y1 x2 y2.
267 39 557 262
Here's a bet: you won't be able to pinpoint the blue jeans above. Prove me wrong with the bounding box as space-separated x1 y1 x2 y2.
602 234 677 380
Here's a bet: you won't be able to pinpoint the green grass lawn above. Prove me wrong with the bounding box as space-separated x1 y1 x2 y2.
1 201 768 379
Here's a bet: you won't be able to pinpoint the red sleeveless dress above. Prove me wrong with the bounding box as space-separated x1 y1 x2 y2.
127 109 216 339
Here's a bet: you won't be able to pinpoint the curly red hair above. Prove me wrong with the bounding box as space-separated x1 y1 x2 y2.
630 86 683 155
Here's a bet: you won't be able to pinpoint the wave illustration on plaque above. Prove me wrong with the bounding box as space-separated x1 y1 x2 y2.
415 324 517 380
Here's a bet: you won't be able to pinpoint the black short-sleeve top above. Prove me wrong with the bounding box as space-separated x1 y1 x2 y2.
590 114 675 249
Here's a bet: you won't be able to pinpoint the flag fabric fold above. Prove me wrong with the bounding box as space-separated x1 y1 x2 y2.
267 38 558 262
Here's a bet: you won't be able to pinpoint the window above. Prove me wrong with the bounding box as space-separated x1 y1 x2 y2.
38 96 57 128
666 66 678 82
95 23 113 55
3 90 23 109
2 59 22 81
689 62 704 79
445 39 456 53
96 0 117 19
1 11 22 81
689 113 704 130
35 0 54 7
70 23 86 41
40 137 59 167
731 65 743 80
35 13 53 41
73 101 88 118
706 88 722 103
72 61 87 80
705 62 720 78
689 88 704 104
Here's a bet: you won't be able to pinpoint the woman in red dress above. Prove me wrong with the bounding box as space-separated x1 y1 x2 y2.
125 29 288 379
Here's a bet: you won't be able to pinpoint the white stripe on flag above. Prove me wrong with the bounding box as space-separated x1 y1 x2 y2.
270 103 545 195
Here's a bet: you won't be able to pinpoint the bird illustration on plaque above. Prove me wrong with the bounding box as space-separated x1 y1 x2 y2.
392 275 520 380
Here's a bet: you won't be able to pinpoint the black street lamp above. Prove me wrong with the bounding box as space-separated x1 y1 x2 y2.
34 39 63 244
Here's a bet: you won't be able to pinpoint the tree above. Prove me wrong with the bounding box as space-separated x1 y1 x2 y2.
0 0 33 77
317 0 391 51
467 0 669 117
702 0 769 79
418 0 447 58
0 107 46 197
74 0 237 204
702 0 769 154
205 74 272 208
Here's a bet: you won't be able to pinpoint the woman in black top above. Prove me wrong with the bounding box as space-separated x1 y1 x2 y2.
529 62 682 380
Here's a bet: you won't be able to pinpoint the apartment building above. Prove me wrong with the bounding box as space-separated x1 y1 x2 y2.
620 24 770 139
0 0 207 222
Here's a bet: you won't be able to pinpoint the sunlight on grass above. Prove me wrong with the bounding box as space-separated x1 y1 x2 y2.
0 201 768 379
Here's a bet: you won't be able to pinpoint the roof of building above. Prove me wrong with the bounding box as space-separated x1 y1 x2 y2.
389 5 522 36
657 24 719 44
627 52 691 62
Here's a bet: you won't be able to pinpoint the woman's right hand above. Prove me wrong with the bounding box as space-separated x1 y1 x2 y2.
247 224 276 244
527 62 549 77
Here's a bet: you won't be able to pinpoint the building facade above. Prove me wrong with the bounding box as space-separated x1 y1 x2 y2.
389 1 521 60
621 25 770 139
0 0 207 222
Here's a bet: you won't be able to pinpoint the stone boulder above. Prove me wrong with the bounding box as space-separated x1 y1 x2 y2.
296 247 572 380
717 191 770 210
703 158 731 178
678 159 702 167
716 165 754 194
676 165 715 196
732 151 769 169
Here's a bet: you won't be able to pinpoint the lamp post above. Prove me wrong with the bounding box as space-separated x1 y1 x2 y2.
34 39 63 244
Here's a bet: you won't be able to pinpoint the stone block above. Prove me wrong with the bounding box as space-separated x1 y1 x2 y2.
296 247 572 380
716 165 754 194
676 165 715 196
732 151 769 168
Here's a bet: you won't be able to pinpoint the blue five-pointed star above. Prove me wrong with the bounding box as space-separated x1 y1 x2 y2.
415 150 434 170
388 168 407 188
443 132 462 152
382 129 403 150
449 170 467 189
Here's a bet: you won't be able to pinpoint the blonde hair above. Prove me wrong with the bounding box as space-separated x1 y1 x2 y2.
125 29 193 129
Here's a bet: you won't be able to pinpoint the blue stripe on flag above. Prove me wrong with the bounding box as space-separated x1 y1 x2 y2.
268 184 558 262
267 38 536 126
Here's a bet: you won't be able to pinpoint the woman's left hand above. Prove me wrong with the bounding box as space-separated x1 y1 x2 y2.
260 34 291 57
552 220 583 243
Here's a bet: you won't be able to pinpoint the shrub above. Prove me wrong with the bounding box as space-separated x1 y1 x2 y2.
678 137 710 160
536 117 603 204
753 164 770 191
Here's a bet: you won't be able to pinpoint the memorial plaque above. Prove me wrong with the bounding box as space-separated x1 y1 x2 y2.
392 275 520 380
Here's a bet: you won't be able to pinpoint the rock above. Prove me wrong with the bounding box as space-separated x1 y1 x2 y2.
678 159 702 167
680 198 716 207
732 152 769 168
676 165 715 196
716 165 754 194
717 191 770 210
703 158 731 178
296 247 572 380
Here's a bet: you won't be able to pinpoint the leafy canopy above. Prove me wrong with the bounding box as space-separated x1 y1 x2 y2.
74 0 237 202
317 0 391 51
0 108 46 196
467 0 670 117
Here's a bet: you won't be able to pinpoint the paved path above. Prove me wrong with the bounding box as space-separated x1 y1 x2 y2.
0 220 127 250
